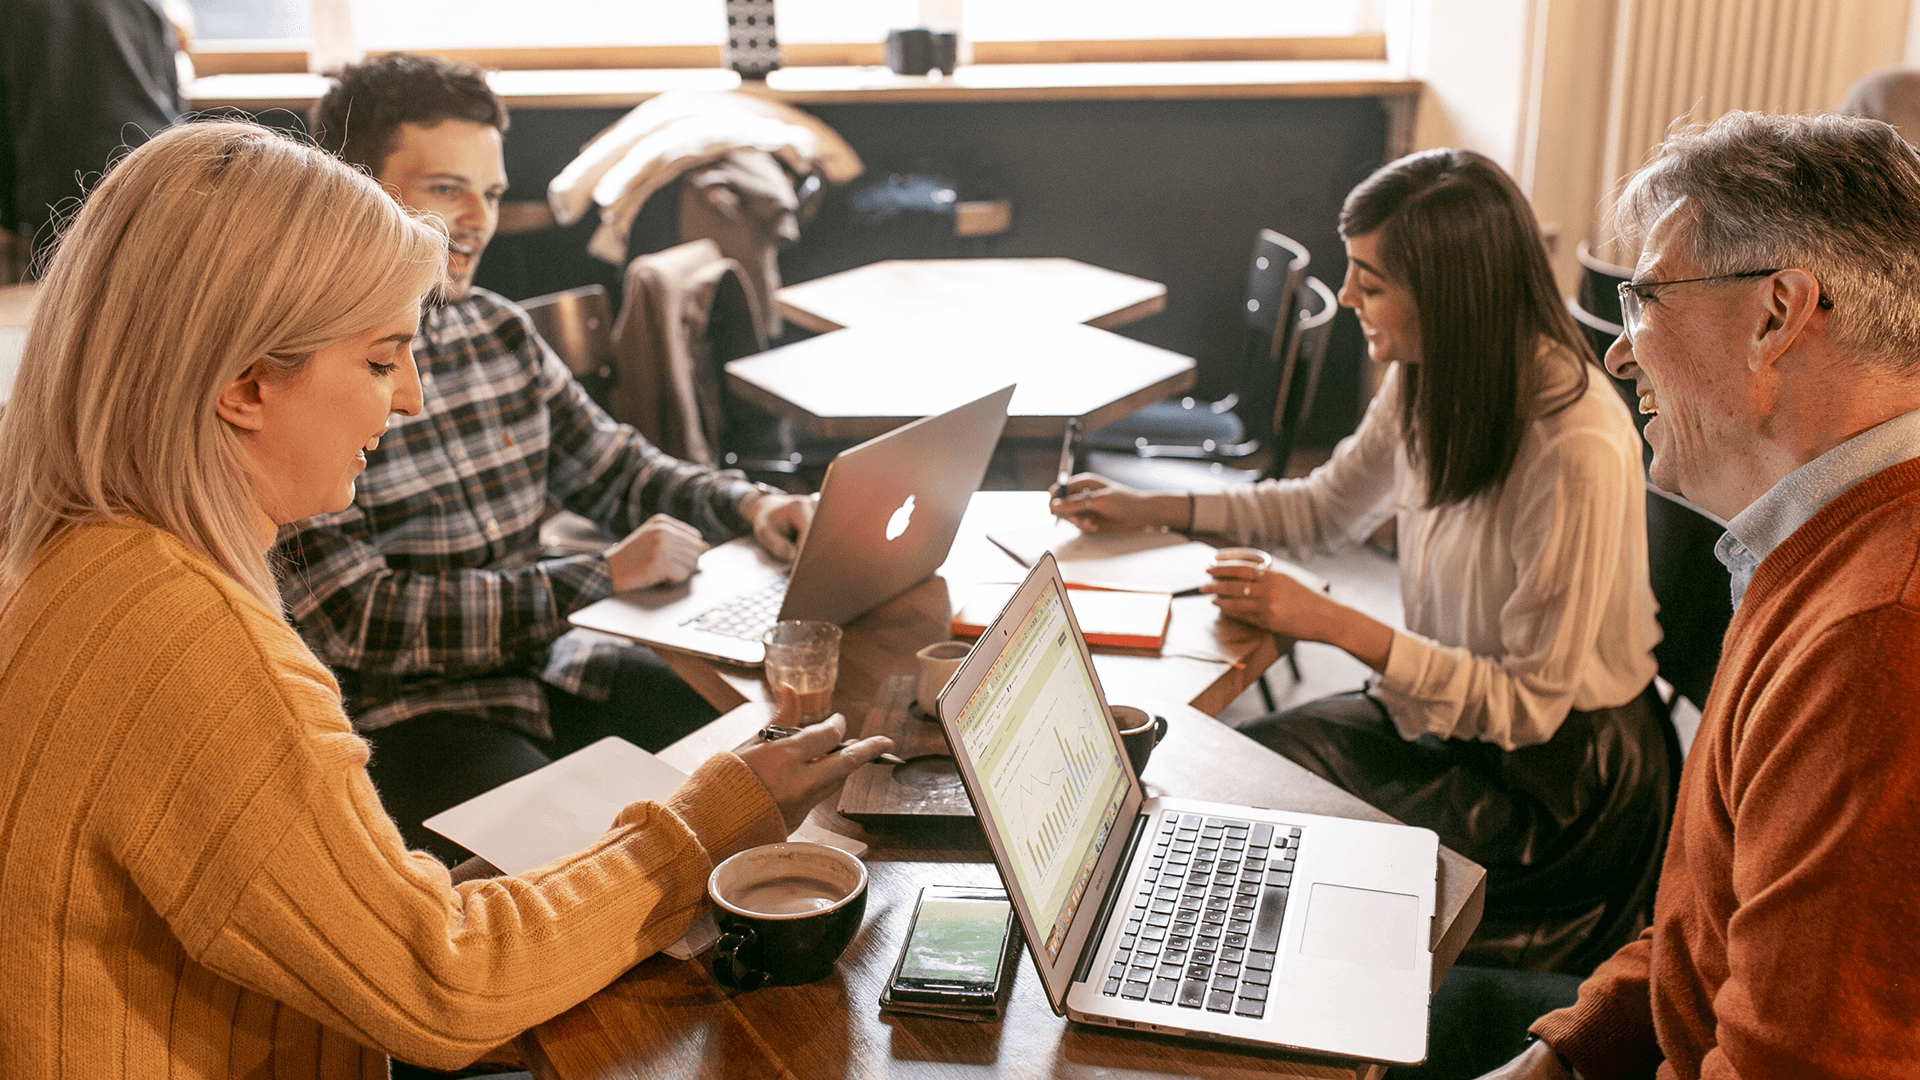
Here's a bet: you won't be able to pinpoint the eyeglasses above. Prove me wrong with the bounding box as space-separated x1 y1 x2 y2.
1615 269 1833 344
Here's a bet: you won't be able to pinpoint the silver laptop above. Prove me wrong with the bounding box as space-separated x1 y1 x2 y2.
937 553 1438 1066
568 385 1014 666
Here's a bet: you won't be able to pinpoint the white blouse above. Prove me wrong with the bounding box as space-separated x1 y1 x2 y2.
1192 354 1659 750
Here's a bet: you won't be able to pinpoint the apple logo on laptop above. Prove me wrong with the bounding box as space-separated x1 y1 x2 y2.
885 495 916 541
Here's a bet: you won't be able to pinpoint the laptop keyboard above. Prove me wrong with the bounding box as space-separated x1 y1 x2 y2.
681 577 789 641
1100 813 1301 1019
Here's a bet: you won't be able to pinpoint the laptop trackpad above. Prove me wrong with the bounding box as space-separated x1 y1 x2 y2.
1299 883 1419 970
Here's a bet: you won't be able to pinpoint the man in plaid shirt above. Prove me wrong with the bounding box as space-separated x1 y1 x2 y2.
279 54 813 861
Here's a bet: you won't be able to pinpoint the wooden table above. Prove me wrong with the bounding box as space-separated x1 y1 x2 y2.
776 257 1168 335
522 706 1483 1080
725 322 1196 442
649 491 1283 719
521 493 1487 1080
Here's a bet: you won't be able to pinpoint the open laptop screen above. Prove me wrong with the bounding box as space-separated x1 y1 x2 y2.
949 579 1131 962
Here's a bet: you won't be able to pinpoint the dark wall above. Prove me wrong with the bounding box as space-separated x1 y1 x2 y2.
473 94 1396 443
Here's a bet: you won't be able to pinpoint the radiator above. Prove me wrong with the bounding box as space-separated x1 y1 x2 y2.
1594 0 1907 262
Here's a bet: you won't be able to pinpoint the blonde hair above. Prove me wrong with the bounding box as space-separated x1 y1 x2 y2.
0 120 446 609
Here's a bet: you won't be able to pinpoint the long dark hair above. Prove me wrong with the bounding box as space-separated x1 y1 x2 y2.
1340 149 1592 507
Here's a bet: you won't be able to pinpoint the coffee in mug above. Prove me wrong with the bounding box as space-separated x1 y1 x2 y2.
729 873 848 915
1210 546 1273 572
709 842 868 989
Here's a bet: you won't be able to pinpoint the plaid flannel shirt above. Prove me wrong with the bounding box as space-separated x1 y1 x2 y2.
274 288 759 737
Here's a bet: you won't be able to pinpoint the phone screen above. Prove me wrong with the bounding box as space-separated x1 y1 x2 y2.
897 896 1013 988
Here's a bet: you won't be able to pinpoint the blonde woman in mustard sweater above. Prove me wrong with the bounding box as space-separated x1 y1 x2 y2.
0 120 891 1079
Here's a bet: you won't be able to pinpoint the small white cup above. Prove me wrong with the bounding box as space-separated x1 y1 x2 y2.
914 640 971 717
1210 546 1273 572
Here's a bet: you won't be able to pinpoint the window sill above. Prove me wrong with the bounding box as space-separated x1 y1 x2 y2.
188 59 1415 112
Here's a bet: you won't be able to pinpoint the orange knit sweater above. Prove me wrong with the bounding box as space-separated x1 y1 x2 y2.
1531 458 1920 1078
0 521 786 1078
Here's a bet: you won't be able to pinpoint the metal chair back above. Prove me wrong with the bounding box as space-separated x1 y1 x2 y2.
1227 230 1312 439
1263 275 1337 480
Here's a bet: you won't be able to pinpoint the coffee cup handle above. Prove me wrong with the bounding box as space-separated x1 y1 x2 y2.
713 928 770 991
1152 714 1168 746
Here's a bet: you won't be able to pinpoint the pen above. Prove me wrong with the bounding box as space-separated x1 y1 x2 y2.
760 723 907 766
1054 418 1080 497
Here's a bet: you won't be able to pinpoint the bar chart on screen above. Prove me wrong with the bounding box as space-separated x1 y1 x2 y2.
1015 725 1102 877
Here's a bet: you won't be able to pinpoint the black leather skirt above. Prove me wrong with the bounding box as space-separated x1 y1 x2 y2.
1238 684 1677 974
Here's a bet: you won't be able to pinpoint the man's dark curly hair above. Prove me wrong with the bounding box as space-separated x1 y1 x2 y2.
308 53 508 176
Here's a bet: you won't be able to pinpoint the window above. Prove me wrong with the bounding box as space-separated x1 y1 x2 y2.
190 0 309 41
187 0 1380 71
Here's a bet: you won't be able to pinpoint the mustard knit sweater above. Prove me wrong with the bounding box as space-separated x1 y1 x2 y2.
0 521 787 1078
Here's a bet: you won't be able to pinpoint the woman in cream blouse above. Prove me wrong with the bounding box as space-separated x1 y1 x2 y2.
1057 150 1667 975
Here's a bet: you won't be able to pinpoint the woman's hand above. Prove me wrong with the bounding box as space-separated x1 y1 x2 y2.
1050 474 1190 533
1203 562 1395 672
735 714 894 834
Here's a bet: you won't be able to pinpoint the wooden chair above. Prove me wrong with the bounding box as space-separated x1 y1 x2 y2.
1646 485 1732 717
1576 239 1633 326
1083 276 1339 701
1081 230 1309 464
1086 275 1337 492
520 284 619 409
1246 274 1338 482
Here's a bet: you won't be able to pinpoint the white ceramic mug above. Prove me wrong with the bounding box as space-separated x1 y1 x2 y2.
1210 546 1273 572
914 640 971 717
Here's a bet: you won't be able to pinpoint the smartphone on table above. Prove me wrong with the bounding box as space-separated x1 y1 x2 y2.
882 885 1021 1016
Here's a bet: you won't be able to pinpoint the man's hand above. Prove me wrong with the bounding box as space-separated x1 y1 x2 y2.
744 490 815 561
735 714 895 833
605 514 707 592
1050 473 1189 533
1473 1039 1579 1080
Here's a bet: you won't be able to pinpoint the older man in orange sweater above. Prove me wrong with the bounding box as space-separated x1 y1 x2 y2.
1435 111 1920 1080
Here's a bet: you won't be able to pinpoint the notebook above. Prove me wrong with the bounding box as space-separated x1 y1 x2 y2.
987 520 1220 593
567 385 1013 665
950 581 1172 650
937 553 1439 1066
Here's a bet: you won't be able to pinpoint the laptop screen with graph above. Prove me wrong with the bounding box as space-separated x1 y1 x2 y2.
948 578 1132 963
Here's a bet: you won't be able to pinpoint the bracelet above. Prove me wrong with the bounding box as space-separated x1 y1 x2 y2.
1185 492 1197 534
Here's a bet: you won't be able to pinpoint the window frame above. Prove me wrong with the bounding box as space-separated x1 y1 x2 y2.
191 33 1384 77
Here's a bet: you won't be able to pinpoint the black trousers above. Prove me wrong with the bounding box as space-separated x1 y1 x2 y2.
1386 965 1586 1080
362 643 720 865
1239 685 1676 973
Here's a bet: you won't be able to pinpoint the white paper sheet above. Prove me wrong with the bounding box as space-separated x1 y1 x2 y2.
988 520 1221 593
423 736 692 877
988 520 1330 596
422 735 868 960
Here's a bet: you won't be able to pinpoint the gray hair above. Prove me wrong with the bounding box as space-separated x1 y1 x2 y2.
1613 110 1920 372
